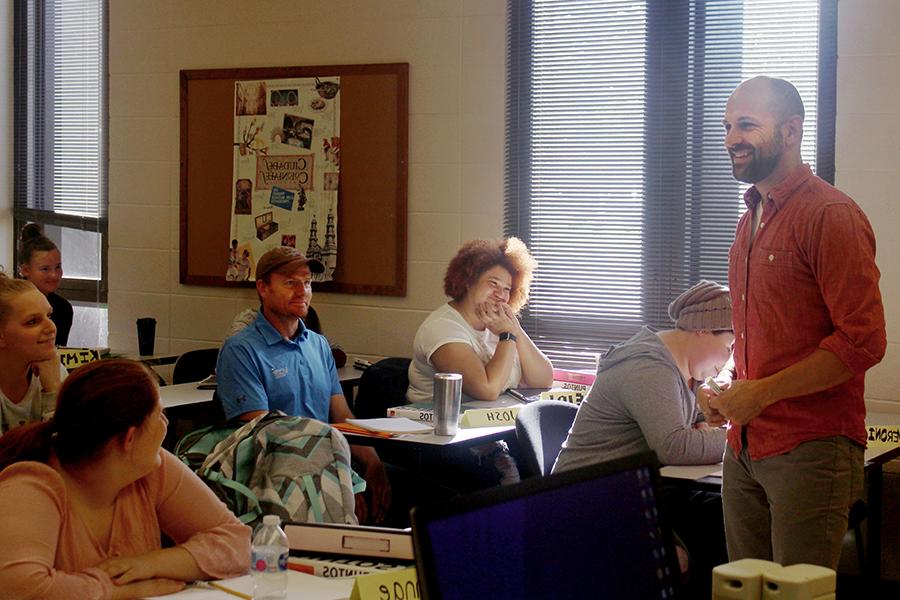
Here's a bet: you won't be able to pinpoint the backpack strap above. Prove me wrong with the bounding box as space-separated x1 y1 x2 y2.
350 470 366 494
300 474 325 523
204 470 262 524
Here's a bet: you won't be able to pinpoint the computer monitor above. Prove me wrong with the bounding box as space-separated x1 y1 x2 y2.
411 452 681 600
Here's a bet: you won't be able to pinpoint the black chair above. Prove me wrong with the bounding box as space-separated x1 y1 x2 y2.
353 357 412 419
172 348 220 384
515 400 579 478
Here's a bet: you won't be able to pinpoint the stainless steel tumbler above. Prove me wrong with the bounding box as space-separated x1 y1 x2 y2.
433 372 463 436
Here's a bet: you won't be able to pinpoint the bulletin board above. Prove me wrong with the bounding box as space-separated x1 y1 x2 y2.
180 63 408 296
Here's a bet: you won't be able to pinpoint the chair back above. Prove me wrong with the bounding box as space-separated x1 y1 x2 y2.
353 357 412 419
172 348 220 384
515 400 579 478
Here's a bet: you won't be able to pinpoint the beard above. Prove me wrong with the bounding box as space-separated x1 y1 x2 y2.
730 128 784 184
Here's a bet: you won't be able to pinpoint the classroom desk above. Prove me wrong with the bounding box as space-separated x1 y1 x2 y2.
159 362 367 410
159 382 514 449
342 424 515 450
159 366 366 450
148 571 353 599
109 349 181 366
660 437 900 587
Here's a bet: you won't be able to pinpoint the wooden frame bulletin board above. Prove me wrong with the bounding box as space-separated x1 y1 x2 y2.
180 63 408 296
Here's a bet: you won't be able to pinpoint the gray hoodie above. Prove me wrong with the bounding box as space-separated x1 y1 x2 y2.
553 327 726 473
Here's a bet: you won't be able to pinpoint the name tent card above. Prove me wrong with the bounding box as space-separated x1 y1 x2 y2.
349 566 419 600
539 390 585 404
460 406 521 428
867 423 900 448
58 347 102 369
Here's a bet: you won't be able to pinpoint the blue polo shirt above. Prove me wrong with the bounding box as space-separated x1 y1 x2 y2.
216 310 342 421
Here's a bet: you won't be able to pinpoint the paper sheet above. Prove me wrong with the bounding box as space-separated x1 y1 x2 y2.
346 417 433 434
145 572 353 599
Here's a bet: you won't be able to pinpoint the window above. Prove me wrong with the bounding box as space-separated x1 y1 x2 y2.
13 0 108 346
506 0 836 367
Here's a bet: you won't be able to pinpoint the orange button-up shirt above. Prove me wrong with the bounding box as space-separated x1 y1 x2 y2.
727 164 886 460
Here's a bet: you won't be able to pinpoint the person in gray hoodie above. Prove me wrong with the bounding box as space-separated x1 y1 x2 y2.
554 280 733 473
553 280 733 598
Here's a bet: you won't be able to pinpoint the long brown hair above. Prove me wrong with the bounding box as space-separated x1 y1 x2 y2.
0 359 159 472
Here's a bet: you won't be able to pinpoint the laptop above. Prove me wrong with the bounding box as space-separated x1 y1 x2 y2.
411 452 681 600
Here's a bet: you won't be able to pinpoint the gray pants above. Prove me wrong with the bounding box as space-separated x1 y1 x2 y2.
722 435 864 570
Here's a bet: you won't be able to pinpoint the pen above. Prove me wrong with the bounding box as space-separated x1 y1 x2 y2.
506 388 527 403
704 376 723 394
206 581 253 599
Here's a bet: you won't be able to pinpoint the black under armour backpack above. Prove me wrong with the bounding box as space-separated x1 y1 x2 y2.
352 357 412 419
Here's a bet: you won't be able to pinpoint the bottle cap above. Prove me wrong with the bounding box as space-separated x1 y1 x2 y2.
263 514 281 526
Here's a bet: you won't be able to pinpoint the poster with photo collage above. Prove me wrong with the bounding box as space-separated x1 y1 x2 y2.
228 76 341 282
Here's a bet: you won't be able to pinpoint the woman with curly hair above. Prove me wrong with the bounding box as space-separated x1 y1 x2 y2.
407 237 552 404
405 238 553 490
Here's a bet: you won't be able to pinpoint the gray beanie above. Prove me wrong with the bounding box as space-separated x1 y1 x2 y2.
668 280 732 331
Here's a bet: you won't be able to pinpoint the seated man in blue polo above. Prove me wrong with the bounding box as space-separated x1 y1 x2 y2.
216 246 391 524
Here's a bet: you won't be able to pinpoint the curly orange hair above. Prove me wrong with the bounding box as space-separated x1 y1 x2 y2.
443 237 536 313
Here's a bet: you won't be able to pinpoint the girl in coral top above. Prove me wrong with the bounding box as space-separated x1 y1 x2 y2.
0 359 251 600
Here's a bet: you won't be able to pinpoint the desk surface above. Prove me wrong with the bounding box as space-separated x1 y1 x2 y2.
160 364 365 409
110 349 181 366
148 572 353 599
660 425 900 483
159 382 513 449
344 423 515 449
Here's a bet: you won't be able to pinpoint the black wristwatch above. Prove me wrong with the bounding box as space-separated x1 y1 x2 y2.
498 332 517 342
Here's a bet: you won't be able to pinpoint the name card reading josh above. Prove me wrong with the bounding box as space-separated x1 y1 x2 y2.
349 566 419 600
460 406 521 428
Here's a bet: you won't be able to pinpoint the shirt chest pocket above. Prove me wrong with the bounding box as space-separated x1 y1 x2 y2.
753 248 794 270
751 248 796 291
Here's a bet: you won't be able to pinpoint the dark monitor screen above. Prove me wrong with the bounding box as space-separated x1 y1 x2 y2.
411 452 680 600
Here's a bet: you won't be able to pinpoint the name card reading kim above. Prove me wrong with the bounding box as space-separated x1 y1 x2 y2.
256 154 314 190
58 348 102 370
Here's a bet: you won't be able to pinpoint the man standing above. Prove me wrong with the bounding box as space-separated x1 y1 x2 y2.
705 76 886 569
216 246 391 523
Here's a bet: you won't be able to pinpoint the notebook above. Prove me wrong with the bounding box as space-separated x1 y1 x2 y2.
411 451 682 600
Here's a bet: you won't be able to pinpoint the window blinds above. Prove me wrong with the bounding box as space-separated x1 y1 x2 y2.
505 0 835 368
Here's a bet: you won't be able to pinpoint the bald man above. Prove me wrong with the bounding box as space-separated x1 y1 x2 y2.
702 76 886 568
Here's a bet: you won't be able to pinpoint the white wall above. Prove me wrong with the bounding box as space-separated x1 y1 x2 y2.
0 1 13 269
107 0 505 358
106 0 899 408
835 0 900 412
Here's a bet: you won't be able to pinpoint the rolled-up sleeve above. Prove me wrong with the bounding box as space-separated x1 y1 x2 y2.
154 451 251 579
812 203 887 374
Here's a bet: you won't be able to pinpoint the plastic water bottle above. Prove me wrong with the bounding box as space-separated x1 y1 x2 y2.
251 515 289 600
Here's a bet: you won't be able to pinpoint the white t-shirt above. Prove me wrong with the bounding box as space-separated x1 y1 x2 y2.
406 303 522 404
0 363 67 435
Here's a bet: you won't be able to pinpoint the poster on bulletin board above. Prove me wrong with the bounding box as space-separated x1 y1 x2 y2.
180 63 408 296
229 76 341 282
